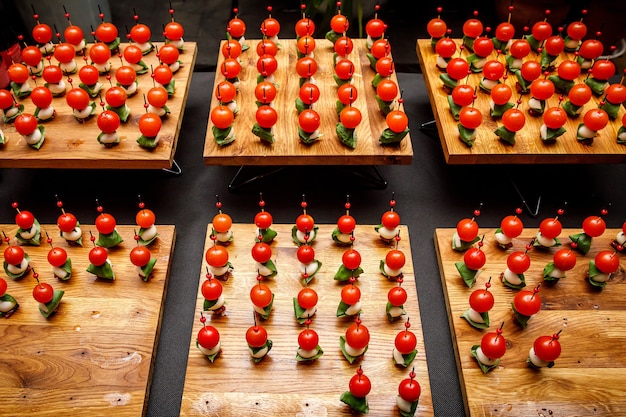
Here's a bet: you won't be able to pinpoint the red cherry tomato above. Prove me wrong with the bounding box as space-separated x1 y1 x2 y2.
123 44 143 64
89 42 111 64
398 378 421 403
567 22 587 40
197 325 220 348
387 286 407 306
385 249 406 270
370 38 391 59
568 84 592 106
594 250 620 274
341 283 361 305
96 22 118 43
382 210 401 229
579 39 603 59
147 87 169 108
336 214 356 234
205 245 228 266
349 372 371 398
297 244 315 264
297 287 318 309
342 249 361 270
386 110 409 133
509 39 531 59
427 18 447 38
212 213 232 233
105 86 127 108
254 211 273 229
30 86 53 109
366 18 386 38
43 66 63 84
533 334 561 361
452 84 475 106
88 246 109 266
491 84 512 106
256 39 278 57
463 247 486 270
298 328 319 350
296 57 317 78
210 105 234 129
543 36 564 56
4 246 24 265
539 217 562 239
15 210 34 229
79 65 100 85
255 105 278 129
130 246 151 266
250 282 272 308
33 282 54 304
21 46 43 67
153 64 173 85
57 213 78 232
297 35 316 55
375 56 395 77
334 36 354 57
483 60 505 81
330 13 349 33
582 215 606 237
340 107 362 129
513 288 542 316
395 329 417 354
164 21 184 41
97 110 120 134
583 109 609 131
337 84 358 105
495 22 515 41
251 242 272 263
32 23 53 44
469 287 494 313
158 44 180 65
606 84 626 104
456 218 478 241
299 83 320 105
345 321 370 349
256 55 277 77
480 330 506 358
53 43 75 63
0 277 7 297
377 79 399 102
8 63 29 84
530 79 555 100
500 215 523 237
14 114 38 135
0 90 13 110
446 58 469 80
459 107 482 130
463 18 483 38
298 109 320 133
502 108 526 132
507 251 531 274
245 325 268 348
201 276 223 300
261 17 280 37
531 21 552 41
139 113 162 137
136 209 156 228
295 17 315 38
96 213 116 234
543 107 567 129
335 59 355 80
115 66 137 87
296 214 315 233
520 61 542 82
557 60 581 81
472 37 494 57
553 249 576 271
130 23 151 44
254 81 276 104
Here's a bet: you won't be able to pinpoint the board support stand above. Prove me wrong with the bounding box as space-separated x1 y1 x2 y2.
162 159 182 175
509 174 542 218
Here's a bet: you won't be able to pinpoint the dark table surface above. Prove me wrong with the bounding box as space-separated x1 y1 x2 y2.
1 71 625 417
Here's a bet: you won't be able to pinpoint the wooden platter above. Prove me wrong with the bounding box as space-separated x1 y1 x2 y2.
181 224 432 416
203 39 413 166
0 224 175 416
434 227 626 416
0 42 197 169
416 39 626 164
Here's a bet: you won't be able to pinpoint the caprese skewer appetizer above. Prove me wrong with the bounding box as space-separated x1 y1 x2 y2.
260 6 281 48
397 368 421 417
296 318 324 361
295 82 318 114
115 65 138 97
130 233 157 281
340 315 370 363
340 366 371 414
599 83 626 120
587 249 621 288
137 111 162 148
31 85 55 122
30 10 54 55
334 58 355 86
293 286 318 324
512 283 542 328
211 196 233 244
618 113 626 145
457 104 482 148
157 43 182 74
95 7 120 51
461 277 494 329
55 197 82 246
253 193 276 243
527 330 562 369
452 205 481 251
540 35 564 71
325 2 348 45
205 240 232 280
14 113 45 149
196 313 221 362
448 83 475 121
252 104 278 143
296 56 317 86
250 275 274 320
129 11 154 55
292 195 318 245
0 277 18 317
12 202 41 245
333 34 353 66
296 238 321 285
380 98 410 145
66 86 96 122
543 248 577 282
585 58 615 96
426 7 447 49
211 104 235 146
548 60 581 95
153 64 175 96
105 85 130 122
611 220 626 252
62 7 86 53
332 196 356 245
54 42 78 75
89 42 112 74
226 8 248 51
515 60 542 95
3 236 31 280
393 317 418 367
296 34 316 59
494 207 524 249
46 235 72 281
40 65 66 98
461 10 483 52
123 44 149 75
368 37 391 73
252 241 277 279
96 108 121 147
494 104 526 145
576 107 609 145
337 277 362 318
215 80 237 115
0 89 23 123
94 202 123 247
540 105 568 142
336 104 362 148
504 38 530 73
528 76 555 116
569 208 608 255
77 64 103 98
20 43 44 77
298 108 322 144
478 59 505 94
33 270 64 318
491 7 515 53
164 6 185 50
501 241 533 289
534 207 565 249
201 270 225 315
246 319 272 363
86 233 115 280
335 245 363 282
434 37 456 71
375 193 401 242
372 55 395 89
295 4 315 41
489 84 514 119
455 237 486 288
471 322 506 373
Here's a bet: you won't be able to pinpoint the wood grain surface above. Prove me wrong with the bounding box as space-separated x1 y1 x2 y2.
181 224 432 416
416 39 626 164
0 42 197 169
0 224 175 416
434 227 626 416
203 39 413 166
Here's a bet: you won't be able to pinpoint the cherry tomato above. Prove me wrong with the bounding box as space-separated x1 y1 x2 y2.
43 66 63 84
553 249 576 271
381 211 400 229
295 17 315 38
261 17 280 37
509 39 531 59
0 277 6 297
299 83 320 105
64 25 84 45
472 37 494 57
30 86 53 109
88 246 108 266
297 287 318 309
298 109 320 133
386 110 409 133
256 39 278 57
139 113 162 137
366 18 386 38
395 329 417 354
459 107 482 129
89 42 111 64
158 44 180 65
340 106 362 129
96 22 118 43
8 63 29 84
256 105 278 128
33 282 54 304
4 246 24 265
0 89 13 110
212 213 232 233
254 211 273 229
297 35 316 56
349 371 371 398
210 105 234 129
245 325 268 347
334 36 354 56
337 214 356 234
452 84 475 106
253 81 275 104
123 44 143 64
251 242 272 263
41 245 68 276
164 21 184 41
377 79 398 102
543 36 564 56
201 276 223 300
79 65 100 85
445 57 469 81
136 209 156 228
153 64 173 85
130 246 151 266
463 247 486 270
386 249 406 270
533 334 561 362
490 84 512 106
579 39 603 59
256 55 277 77
53 43 75 63
296 214 315 233
330 13 349 33
375 56 395 77
507 251 531 274
520 61 542 82
228 17 247 37
147 86 169 108
594 250 620 274
531 21 552 41
298 328 319 350
543 107 567 129
15 210 34 229
32 23 53 44
456 218 478 241
500 215 523 237
115 66 137 87
463 18 483 38
297 244 315 264
197 325 220 348
335 59 355 80
96 213 116 234
97 110 120 134
250 282 272 308
105 86 127 108
513 288 542 316
480 329 506 358
557 60 581 81
568 84 592 106
337 84 358 105
426 18 447 38
469 287 494 313
606 84 626 104
345 321 370 349
130 23 151 44
567 22 587 40
370 38 391 59
57 213 78 232
21 46 43 67
398 378 421 403
387 286 407 306
205 245 228 266
583 109 609 131
582 215 606 237
434 38 457 58
502 108 526 132
483 60 505 81
14 114 37 135
296 57 317 78
495 22 515 41
342 249 361 270
539 218 562 239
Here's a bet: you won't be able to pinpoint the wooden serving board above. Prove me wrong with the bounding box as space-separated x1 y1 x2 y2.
0 42 197 169
416 39 626 164
203 39 413 166
0 224 175 416
181 224 432 416
434 227 626 416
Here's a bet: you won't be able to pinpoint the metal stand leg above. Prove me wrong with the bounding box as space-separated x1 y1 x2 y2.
228 166 285 192
162 159 182 175
420 119 437 130
340 166 388 189
509 175 542 218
